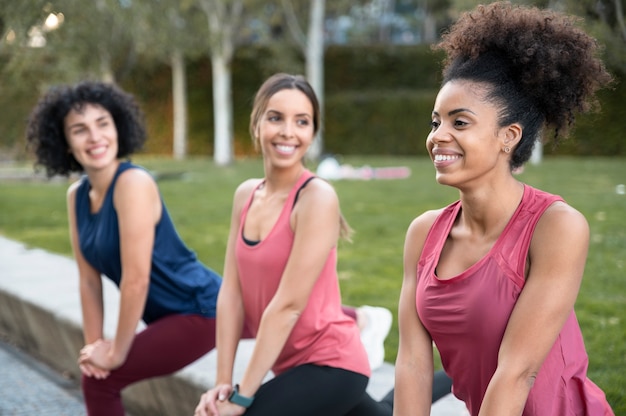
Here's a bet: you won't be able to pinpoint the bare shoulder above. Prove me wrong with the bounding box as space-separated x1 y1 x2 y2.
536 201 589 237
234 178 263 199
66 178 84 212
532 201 589 249
115 166 157 190
66 177 83 199
113 168 161 214
406 208 445 241
232 178 263 210
298 177 339 206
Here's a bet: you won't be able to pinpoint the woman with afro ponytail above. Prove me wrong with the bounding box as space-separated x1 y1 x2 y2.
394 2 614 415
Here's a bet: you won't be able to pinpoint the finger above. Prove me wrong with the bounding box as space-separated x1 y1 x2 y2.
195 394 209 416
79 364 93 377
208 397 220 415
94 369 108 379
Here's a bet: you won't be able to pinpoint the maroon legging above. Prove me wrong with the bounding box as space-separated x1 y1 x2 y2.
81 314 217 415
82 307 358 415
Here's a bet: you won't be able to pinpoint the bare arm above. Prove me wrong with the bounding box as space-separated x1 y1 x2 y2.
197 180 263 416
394 211 440 416
76 169 160 372
478 202 589 415
67 182 104 345
215 180 259 386
105 168 161 368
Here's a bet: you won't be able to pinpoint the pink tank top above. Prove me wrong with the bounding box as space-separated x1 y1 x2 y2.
235 170 370 377
416 185 613 415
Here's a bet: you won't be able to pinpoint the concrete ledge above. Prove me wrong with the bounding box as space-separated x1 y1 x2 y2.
0 236 398 415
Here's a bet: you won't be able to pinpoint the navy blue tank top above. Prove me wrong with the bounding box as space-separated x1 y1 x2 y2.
75 162 221 324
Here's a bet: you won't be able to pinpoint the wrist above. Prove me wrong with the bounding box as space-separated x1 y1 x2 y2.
228 384 255 408
108 345 127 368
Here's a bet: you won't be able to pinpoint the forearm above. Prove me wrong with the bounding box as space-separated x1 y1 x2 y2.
215 291 245 385
478 369 532 416
112 276 149 362
393 351 433 415
79 279 105 344
237 305 300 397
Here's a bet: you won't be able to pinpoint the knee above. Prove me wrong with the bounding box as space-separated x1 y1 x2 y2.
81 373 119 399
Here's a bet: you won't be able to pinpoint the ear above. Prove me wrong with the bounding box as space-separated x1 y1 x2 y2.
502 123 522 149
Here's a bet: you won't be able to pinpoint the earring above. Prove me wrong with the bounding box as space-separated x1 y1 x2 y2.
504 146 511 153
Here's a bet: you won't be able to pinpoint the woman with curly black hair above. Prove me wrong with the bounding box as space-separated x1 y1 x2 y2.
394 2 614 415
26 80 224 415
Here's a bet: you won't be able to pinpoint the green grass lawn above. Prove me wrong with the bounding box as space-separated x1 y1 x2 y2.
1 155 624 412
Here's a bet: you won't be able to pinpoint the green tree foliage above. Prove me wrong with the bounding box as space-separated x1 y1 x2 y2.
562 0 626 74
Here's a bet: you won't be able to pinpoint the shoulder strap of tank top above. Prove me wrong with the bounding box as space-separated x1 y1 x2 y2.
293 175 317 206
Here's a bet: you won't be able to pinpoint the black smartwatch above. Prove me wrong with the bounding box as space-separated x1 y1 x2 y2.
228 384 254 408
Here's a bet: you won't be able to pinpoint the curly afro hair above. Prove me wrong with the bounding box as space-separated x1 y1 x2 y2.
26 81 146 177
434 1 613 169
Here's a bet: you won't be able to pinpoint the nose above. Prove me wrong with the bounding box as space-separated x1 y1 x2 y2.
428 125 452 145
85 126 98 142
281 121 295 138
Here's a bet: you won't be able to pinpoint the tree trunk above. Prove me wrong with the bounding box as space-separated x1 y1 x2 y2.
423 13 437 44
614 0 626 41
305 0 325 161
171 49 188 160
530 140 543 165
199 0 240 166
212 52 234 165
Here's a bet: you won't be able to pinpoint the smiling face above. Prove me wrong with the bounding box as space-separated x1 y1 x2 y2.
64 103 119 173
255 88 315 170
426 80 518 189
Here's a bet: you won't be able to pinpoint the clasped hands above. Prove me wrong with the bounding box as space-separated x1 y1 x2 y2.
78 339 124 379
194 384 246 416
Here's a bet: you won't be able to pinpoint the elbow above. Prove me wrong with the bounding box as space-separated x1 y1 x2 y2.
495 362 539 392
278 302 305 322
265 300 304 326
511 360 540 389
121 271 150 295
522 370 538 389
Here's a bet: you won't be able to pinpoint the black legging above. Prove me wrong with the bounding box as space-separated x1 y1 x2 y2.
243 365 452 416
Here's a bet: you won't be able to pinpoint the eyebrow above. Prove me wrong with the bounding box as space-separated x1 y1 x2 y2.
432 108 477 116
67 114 111 129
266 109 312 118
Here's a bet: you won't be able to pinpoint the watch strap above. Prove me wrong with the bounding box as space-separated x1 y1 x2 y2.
228 384 254 408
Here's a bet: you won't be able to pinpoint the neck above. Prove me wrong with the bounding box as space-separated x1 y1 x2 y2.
85 160 121 195
457 178 524 236
263 164 306 194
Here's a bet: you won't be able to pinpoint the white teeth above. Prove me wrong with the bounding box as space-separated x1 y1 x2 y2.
434 154 460 161
276 144 295 153
89 147 106 155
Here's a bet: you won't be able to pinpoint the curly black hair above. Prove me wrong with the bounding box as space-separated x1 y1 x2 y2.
26 80 146 177
434 1 614 169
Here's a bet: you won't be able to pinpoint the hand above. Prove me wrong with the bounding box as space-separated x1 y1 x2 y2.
78 361 110 379
195 384 241 416
216 400 246 416
78 339 124 372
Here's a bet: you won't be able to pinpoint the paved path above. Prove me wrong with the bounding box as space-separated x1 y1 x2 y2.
0 235 468 415
0 338 84 415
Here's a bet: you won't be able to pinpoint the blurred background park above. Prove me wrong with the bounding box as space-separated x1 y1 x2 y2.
0 0 625 413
